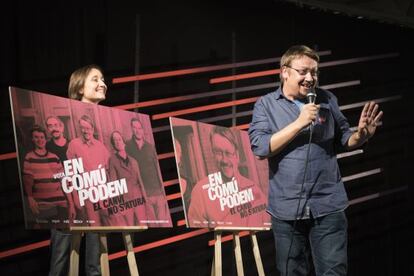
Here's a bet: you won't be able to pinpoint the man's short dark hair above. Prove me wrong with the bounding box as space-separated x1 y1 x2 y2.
210 126 238 151
79 114 94 128
130 117 142 127
45 115 64 126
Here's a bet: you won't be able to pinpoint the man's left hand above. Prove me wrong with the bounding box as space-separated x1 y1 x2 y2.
356 101 383 141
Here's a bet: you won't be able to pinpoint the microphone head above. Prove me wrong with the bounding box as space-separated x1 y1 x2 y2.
306 89 317 104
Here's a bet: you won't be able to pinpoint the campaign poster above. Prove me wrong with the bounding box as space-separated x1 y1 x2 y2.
9 87 172 229
170 117 270 228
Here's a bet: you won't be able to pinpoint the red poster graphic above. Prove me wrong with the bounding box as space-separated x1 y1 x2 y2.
170 117 270 228
9 87 172 229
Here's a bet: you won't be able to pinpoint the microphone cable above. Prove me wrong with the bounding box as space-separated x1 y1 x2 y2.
285 113 315 276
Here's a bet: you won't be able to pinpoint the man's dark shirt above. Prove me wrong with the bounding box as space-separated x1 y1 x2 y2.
46 140 68 162
125 139 163 196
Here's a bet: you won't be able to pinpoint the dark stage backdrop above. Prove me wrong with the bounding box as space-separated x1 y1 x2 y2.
1 0 414 275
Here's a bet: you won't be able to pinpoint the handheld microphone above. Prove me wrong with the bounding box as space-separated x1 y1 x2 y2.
286 89 317 276
306 88 317 104
307 88 317 127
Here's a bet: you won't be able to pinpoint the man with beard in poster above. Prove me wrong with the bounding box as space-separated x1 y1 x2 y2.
188 126 267 228
46 116 69 163
66 114 109 225
45 116 76 276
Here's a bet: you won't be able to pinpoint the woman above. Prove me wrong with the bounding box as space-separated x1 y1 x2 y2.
49 65 107 276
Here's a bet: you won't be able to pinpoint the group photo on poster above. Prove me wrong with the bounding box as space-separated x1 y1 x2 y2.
170 117 270 228
10 87 172 229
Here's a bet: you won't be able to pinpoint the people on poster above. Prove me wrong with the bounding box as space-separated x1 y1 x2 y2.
125 118 169 221
66 114 110 226
22 125 67 227
105 130 150 226
46 116 69 162
187 126 267 228
248 45 383 275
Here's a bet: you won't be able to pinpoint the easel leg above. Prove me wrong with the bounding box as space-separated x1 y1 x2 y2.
69 233 82 276
211 231 222 276
99 233 110 276
250 231 265 276
233 232 244 276
122 233 139 276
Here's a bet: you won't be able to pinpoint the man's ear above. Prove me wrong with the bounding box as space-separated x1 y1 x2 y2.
281 66 289 80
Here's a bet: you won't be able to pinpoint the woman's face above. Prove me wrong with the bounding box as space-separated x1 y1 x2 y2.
32 131 46 149
80 68 107 104
112 132 125 152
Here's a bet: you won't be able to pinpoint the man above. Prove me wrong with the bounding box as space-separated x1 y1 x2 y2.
66 114 110 225
46 116 69 162
125 118 169 222
188 126 267 228
23 125 66 227
45 116 74 276
248 45 383 275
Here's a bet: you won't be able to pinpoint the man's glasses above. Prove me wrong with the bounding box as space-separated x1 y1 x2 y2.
285 65 319 77
80 126 93 132
212 148 236 158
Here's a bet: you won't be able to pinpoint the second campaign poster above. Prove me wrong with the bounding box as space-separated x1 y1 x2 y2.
171 117 270 228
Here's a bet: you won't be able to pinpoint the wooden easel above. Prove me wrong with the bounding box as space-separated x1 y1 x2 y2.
210 227 270 276
68 226 148 276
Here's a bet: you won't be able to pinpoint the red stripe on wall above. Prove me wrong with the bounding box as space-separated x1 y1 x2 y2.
152 97 259 120
113 68 213 83
115 95 193 110
176 219 186 227
233 124 249 130
0 240 50 259
166 192 182 201
158 152 175 160
209 69 280 84
112 51 331 84
108 228 210 260
0 152 17 160
164 179 179 187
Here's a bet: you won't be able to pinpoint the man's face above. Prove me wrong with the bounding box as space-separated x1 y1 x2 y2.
112 132 125 152
211 133 239 180
32 131 46 150
80 68 107 104
281 55 318 99
79 119 94 142
131 121 144 141
46 117 64 139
